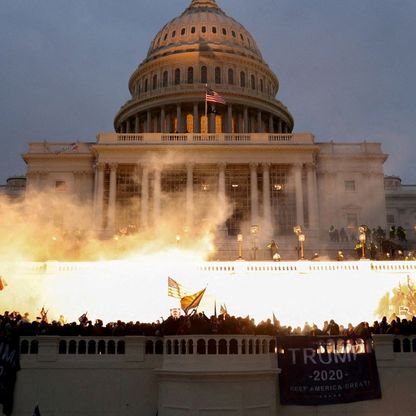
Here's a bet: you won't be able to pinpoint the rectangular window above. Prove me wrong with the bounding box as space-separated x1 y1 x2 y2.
344 180 356 191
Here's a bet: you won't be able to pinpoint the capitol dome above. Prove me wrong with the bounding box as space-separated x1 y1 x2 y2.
114 0 294 135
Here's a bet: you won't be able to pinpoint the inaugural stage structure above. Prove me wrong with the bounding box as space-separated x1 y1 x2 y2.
23 0 389 258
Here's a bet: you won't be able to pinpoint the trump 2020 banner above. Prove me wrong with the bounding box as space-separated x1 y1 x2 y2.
277 336 381 405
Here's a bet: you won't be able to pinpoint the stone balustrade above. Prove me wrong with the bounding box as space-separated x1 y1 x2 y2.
96 132 314 145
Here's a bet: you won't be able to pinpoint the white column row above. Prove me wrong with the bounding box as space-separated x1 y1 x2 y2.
94 162 319 234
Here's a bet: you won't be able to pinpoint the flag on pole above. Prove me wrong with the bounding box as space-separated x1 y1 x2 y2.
33 405 41 416
168 277 190 299
180 288 206 315
205 87 226 105
220 304 228 316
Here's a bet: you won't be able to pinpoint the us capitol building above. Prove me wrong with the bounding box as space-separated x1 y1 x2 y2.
21 0 414 256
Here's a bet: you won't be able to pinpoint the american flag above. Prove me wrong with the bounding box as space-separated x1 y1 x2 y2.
168 277 190 299
206 87 226 105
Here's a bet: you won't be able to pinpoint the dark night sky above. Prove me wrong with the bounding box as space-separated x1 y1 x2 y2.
1 0 415 183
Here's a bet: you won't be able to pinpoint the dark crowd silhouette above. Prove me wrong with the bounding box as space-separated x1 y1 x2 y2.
1 310 416 339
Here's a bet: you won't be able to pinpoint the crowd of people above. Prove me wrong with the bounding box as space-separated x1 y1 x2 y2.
1 310 416 339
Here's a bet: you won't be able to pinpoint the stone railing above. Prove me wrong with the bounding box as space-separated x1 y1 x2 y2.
96 132 314 145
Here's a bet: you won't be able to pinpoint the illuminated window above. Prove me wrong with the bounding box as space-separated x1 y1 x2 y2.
186 114 193 133
201 115 208 134
215 114 222 133
344 180 356 191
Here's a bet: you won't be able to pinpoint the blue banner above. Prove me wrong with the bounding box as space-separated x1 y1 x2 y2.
0 337 20 416
277 336 381 405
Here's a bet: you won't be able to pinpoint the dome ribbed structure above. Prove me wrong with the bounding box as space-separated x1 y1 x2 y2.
114 0 294 135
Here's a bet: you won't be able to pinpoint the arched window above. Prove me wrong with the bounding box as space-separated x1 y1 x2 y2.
163 71 168 87
144 79 148 92
232 30 236 38
191 26 196 34
251 74 256 90
107 340 116 354
88 340 96 355
208 339 217 354
201 66 208 84
181 28 186 35
78 340 86 354
174 68 181 85
20 340 29 355
152 74 158 90
187 67 194 84
202 26 206 33
97 340 106 355
228 68 234 85
222 28 227 35
68 340 76 355
260 78 264 92
172 30 176 38
240 71 246 87
117 341 125 354
212 26 217 34
215 67 221 84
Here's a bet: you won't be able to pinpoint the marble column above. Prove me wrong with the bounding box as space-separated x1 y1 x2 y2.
126 119 131 134
268 115 274 133
95 163 105 230
107 163 118 232
227 104 233 133
250 163 259 225
243 106 248 133
193 103 200 133
277 119 282 134
147 111 152 133
160 107 165 133
306 163 319 230
153 168 161 224
218 162 226 205
262 163 272 229
293 163 304 227
176 104 182 133
140 164 149 229
186 163 194 227
257 110 262 133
